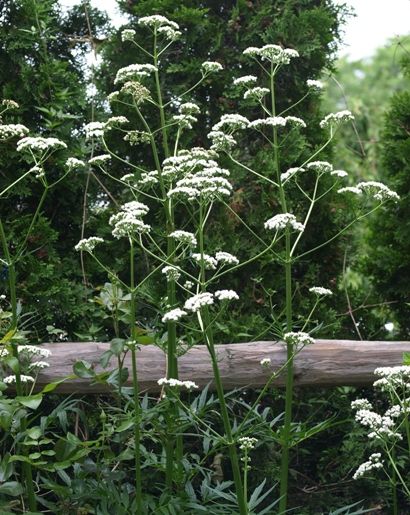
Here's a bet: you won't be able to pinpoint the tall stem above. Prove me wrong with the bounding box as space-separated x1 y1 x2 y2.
198 204 247 514
129 239 142 514
0 219 37 511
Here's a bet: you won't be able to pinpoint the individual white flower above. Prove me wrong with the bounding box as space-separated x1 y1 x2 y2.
75 236 104 253
184 280 194 290
307 79 324 90
214 289 239 301
0 348 9 359
284 331 315 348
306 161 333 173
215 251 239 265
320 110 354 129
179 102 200 115
309 286 332 296
157 26 182 40
244 87 270 101
260 358 271 368
249 117 286 129
162 308 187 323
17 345 52 358
264 213 304 232
162 265 181 282
114 64 158 84
356 181 400 201
17 137 67 152
66 157 86 170
351 399 373 411
121 29 136 41
281 167 304 183
337 186 362 196
3 375 35 384
1 99 19 109
29 361 50 370
353 453 383 480
331 169 348 178
238 436 258 451
184 292 214 312
157 377 198 390
192 253 218 270
138 15 179 30
208 130 237 152
84 121 106 139
212 114 250 132
109 201 150 238
105 116 129 128
233 75 258 87
89 154 111 166
169 230 197 247
201 61 223 73
0 123 29 140
284 116 306 128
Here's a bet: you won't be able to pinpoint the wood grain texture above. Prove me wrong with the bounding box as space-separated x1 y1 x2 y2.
32 340 410 393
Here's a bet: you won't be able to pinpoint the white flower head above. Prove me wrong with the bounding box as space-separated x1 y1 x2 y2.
157 377 198 390
192 253 217 270
351 398 373 411
281 167 304 183
3 375 35 384
331 169 348 178
162 308 187 323
114 64 158 85
75 236 104 253
284 331 314 348
138 15 179 30
353 453 383 480
264 213 304 233
307 79 324 90
121 29 136 42
356 181 400 201
306 161 333 173
162 265 181 282
17 137 67 153
260 358 271 368
89 154 111 166
184 292 214 312
215 251 239 265
309 286 332 296
84 122 106 139
238 436 258 451
233 75 257 87
179 102 200 115
214 289 239 301
109 201 150 238
201 61 223 74
169 230 197 247
244 87 270 101
320 110 354 129
0 123 29 140
66 157 86 170
29 361 50 370
1 99 19 109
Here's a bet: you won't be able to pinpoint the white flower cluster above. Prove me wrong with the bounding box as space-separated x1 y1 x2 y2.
284 331 315 348
17 137 67 153
306 79 323 90
0 123 29 140
214 251 239 265
184 292 214 312
137 170 159 187
66 157 86 170
169 230 197 247
138 15 179 30
162 265 181 282
121 29 136 41
109 201 151 238
208 130 237 152
192 253 217 270
249 116 306 129
85 122 106 139
114 64 158 84
331 170 348 178
373 366 410 392
3 375 34 384
105 116 129 128
214 289 239 301
89 154 111 166
162 147 219 181
201 61 223 73
338 181 399 201
244 87 270 101
29 361 50 370
212 114 250 132
172 113 198 130
353 406 402 441
0 348 9 359
351 398 373 411
157 25 182 40
18 345 52 358
280 167 304 183
157 377 198 390
306 161 333 173
309 286 332 296
179 102 200 115
233 75 257 87
320 110 354 129
243 44 299 64
353 453 383 480
264 213 304 233
260 358 271 368
75 236 104 253
162 308 187 323
1 99 19 109
238 436 258 451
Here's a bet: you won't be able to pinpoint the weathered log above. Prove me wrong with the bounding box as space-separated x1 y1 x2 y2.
32 340 410 393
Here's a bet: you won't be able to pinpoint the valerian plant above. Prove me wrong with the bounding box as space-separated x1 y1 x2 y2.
75 15 398 514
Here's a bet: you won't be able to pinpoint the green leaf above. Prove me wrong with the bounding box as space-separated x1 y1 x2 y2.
5 356 19 373
0 329 16 344
403 352 410 365
73 360 95 379
110 338 126 356
136 335 155 345
26 427 42 440
16 394 43 410
0 481 24 496
116 419 134 432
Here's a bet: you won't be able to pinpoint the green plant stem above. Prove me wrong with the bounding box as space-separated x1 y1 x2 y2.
129 239 142 514
0 219 37 511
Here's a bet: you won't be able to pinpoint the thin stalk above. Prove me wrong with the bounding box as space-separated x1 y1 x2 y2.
129 239 142 514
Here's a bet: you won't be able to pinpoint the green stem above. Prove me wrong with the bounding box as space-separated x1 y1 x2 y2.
129 239 142 514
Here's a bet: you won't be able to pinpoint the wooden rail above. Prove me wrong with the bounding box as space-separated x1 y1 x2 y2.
32 340 410 393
